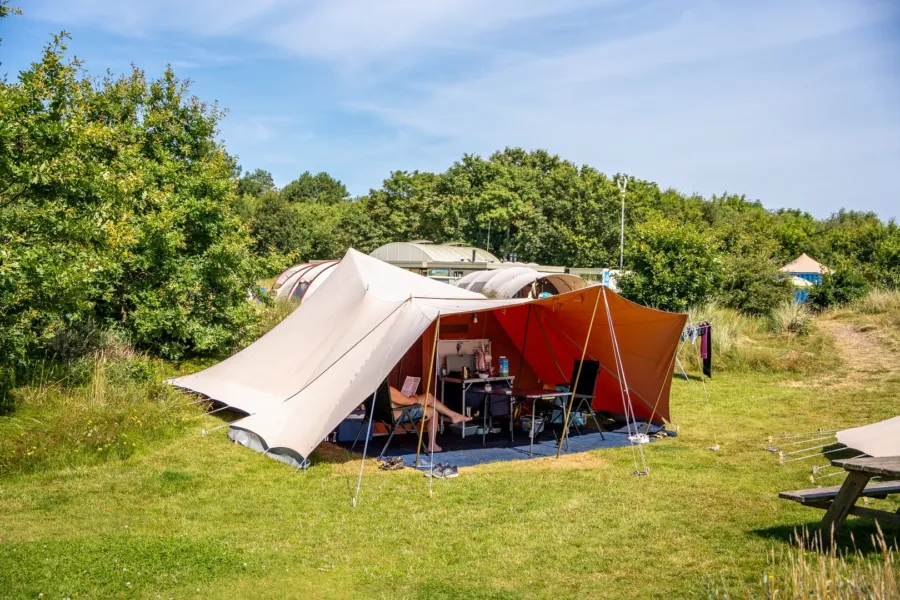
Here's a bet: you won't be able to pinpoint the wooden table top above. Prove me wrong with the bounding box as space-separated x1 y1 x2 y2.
831 456 900 476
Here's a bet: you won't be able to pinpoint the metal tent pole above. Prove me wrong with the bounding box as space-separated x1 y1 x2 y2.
414 315 441 468
556 287 602 458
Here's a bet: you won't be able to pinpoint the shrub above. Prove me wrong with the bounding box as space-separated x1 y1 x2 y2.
806 268 869 310
617 217 723 312
718 255 795 316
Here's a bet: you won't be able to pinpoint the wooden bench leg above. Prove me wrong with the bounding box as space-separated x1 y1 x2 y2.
816 471 872 546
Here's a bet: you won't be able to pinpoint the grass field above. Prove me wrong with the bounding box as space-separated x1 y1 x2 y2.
1 300 898 599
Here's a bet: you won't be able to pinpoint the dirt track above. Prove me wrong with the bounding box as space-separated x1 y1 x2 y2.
817 318 900 378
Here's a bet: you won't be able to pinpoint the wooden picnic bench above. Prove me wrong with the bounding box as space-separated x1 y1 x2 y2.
779 456 900 545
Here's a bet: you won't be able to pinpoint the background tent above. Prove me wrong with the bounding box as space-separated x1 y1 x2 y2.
274 261 339 302
169 249 685 465
455 268 589 298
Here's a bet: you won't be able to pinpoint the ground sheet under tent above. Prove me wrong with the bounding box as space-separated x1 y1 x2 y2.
339 427 666 468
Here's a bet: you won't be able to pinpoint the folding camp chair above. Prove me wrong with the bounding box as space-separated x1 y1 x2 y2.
351 379 426 458
563 360 605 440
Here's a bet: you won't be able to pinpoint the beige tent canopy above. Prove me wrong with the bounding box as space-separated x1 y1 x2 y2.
780 253 832 275
169 249 685 466
836 416 900 458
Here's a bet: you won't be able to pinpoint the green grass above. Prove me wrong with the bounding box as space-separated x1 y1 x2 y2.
1 310 898 599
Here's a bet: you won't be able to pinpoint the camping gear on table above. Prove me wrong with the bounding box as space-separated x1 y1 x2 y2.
498 356 509 376
169 249 686 468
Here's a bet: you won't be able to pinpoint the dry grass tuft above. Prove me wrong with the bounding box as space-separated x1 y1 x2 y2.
710 528 899 599
770 301 813 336
855 288 900 315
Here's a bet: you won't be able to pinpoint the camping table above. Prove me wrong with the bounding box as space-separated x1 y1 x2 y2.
782 456 900 545
439 375 515 444
496 389 593 456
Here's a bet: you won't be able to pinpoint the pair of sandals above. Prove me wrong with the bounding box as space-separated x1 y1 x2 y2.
424 463 459 479
378 456 404 470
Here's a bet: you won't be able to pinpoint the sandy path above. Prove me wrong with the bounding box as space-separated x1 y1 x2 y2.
817 318 900 377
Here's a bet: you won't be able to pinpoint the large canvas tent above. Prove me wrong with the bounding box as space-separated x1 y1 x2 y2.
169 249 686 466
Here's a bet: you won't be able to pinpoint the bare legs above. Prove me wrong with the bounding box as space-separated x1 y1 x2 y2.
390 387 471 454
416 392 472 453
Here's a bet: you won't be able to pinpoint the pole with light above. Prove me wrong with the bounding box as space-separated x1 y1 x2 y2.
617 175 627 271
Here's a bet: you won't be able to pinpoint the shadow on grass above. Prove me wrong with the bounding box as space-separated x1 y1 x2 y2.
751 521 899 556
672 372 704 383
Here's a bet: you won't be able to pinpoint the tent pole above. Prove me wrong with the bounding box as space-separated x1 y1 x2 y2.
415 315 441 468
556 286 601 458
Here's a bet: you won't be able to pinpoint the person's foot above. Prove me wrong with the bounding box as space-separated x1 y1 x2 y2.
426 443 443 453
449 413 472 424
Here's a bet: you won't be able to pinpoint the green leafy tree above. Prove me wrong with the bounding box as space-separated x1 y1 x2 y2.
237 168 275 197
617 218 723 312
281 171 349 204
0 33 260 405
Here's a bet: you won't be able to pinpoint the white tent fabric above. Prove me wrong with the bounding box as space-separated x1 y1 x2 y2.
456 268 588 298
275 261 338 302
836 416 900 458
169 249 524 461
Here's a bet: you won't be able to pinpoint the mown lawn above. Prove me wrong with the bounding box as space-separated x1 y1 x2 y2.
1 317 898 599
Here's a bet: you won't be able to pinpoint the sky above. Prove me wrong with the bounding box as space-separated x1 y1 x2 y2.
2 0 899 220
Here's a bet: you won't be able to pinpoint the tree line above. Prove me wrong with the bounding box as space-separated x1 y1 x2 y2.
2 25 898 407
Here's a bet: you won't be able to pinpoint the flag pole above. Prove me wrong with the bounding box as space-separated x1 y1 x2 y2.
415 315 441 468
556 287 602 458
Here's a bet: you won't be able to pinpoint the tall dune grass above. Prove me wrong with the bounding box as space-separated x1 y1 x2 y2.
685 302 836 373
0 351 203 475
770 301 813 336
854 288 900 315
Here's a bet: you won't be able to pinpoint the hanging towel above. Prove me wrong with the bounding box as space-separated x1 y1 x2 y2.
701 323 712 378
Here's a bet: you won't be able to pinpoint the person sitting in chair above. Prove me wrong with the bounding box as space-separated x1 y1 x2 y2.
390 386 471 453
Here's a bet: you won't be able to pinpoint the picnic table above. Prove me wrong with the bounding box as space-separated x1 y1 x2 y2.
779 456 900 545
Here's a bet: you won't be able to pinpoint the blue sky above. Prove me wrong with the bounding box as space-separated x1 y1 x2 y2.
2 0 899 220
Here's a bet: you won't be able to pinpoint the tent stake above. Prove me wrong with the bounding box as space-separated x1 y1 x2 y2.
557 286 601 458
415 315 441 468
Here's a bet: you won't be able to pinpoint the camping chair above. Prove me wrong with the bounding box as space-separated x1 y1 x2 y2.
562 360 605 440
350 380 426 458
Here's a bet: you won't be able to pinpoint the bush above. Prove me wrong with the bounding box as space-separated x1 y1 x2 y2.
0 34 261 401
718 255 795 316
617 217 723 312
807 268 869 310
